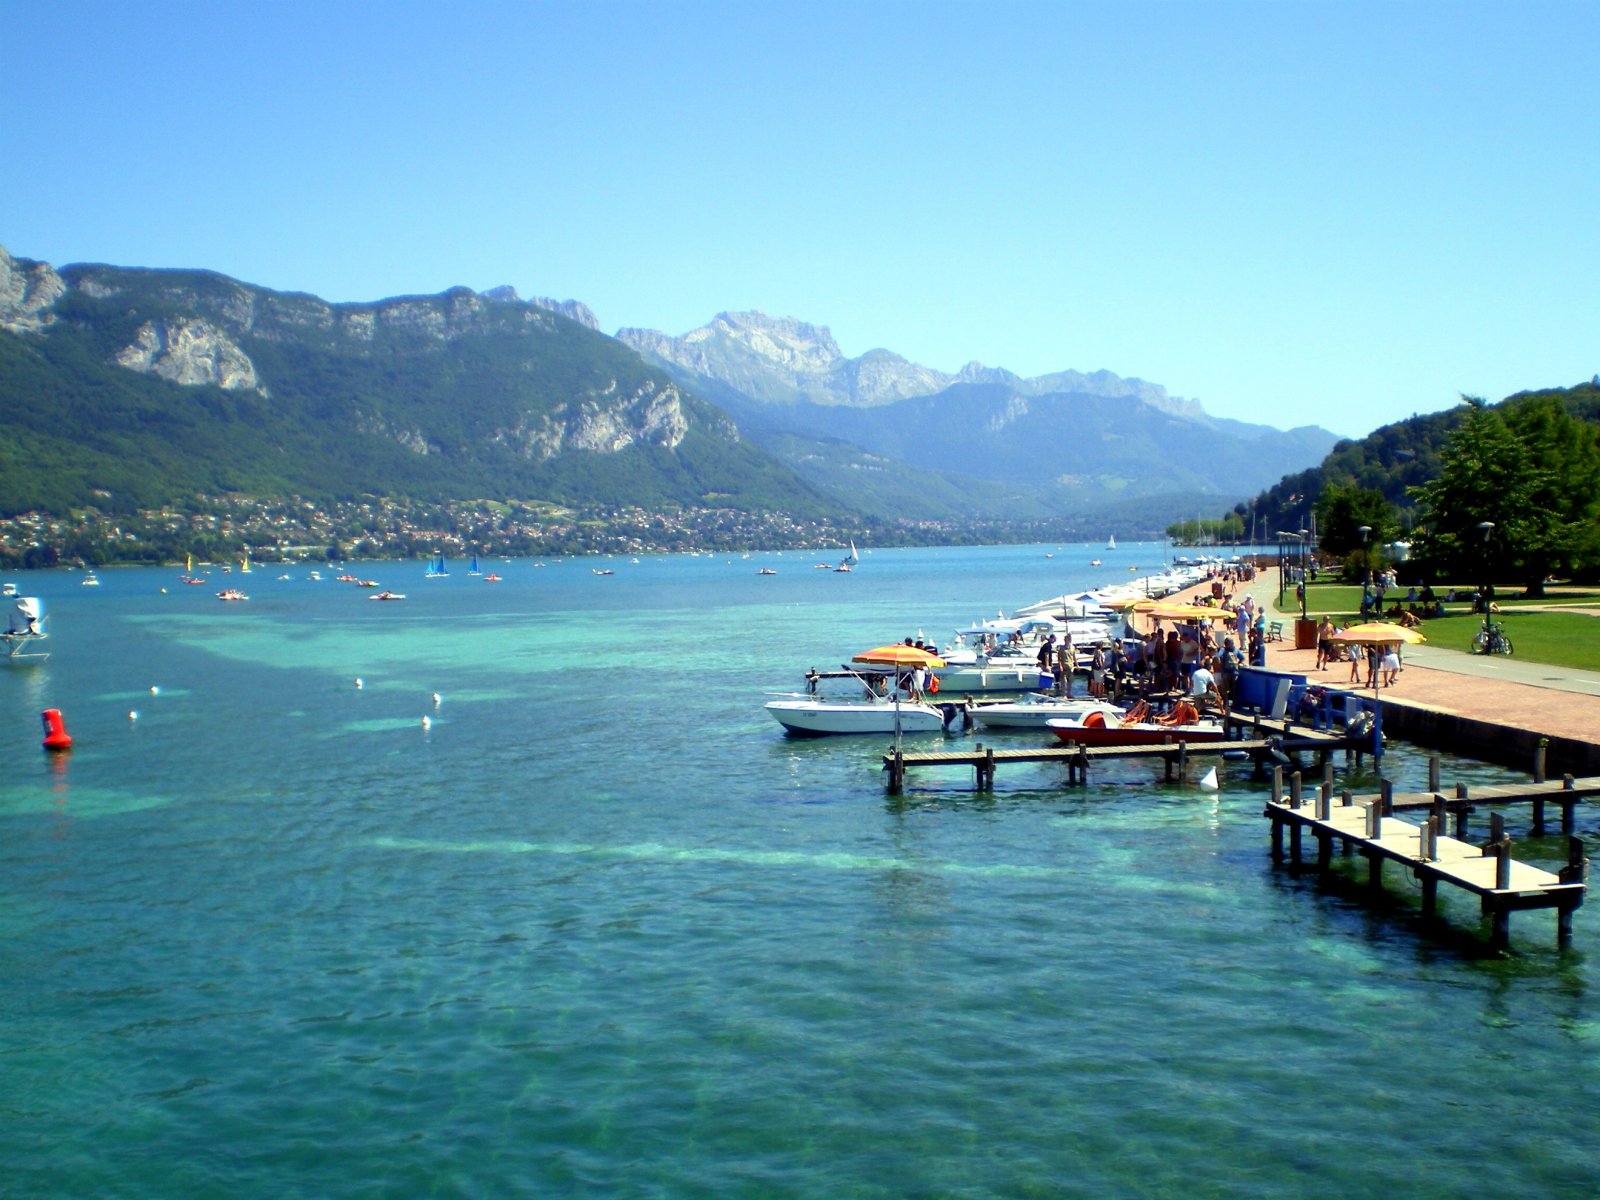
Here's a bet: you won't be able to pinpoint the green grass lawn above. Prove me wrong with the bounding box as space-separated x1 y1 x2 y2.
1272 581 1600 672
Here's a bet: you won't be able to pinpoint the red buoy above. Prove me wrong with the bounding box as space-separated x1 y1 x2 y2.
40 708 72 752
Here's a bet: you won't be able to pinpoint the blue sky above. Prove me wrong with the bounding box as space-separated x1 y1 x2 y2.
2 0 1595 439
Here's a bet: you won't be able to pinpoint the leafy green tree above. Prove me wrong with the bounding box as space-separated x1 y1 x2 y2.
1315 482 1397 576
1410 400 1561 594
1503 395 1600 584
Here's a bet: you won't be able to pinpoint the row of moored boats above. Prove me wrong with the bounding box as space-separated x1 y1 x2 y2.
765 561 1235 743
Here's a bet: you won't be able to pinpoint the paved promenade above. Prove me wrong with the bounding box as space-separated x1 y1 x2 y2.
1170 570 1600 748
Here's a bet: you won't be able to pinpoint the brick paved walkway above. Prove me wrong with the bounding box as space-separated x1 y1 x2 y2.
1163 571 1600 747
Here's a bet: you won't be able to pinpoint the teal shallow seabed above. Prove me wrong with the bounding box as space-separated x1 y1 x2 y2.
2 547 1597 1198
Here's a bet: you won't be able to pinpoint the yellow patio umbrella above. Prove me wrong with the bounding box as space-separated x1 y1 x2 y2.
851 644 947 667
1331 622 1427 645
1144 603 1236 621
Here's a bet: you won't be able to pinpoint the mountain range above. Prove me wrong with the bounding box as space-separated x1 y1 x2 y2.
0 243 1337 534
617 311 1338 523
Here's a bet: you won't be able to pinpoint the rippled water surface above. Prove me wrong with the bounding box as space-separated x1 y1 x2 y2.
3 546 1597 1198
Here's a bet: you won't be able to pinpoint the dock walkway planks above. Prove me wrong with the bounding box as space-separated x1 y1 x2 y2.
1266 785 1589 950
883 719 1353 792
1321 774 1600 838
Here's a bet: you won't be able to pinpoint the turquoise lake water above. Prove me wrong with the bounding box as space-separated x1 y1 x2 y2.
2 544 1597 1198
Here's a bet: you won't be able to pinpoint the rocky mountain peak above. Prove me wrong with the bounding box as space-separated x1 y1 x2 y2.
0 244 66 333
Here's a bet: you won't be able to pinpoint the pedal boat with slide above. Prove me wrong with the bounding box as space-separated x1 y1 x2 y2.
1045 699 1225 746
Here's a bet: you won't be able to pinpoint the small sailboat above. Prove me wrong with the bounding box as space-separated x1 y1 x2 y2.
834 540 860 572
467 552 482 577
1107 533 1117 550
425 552 449 579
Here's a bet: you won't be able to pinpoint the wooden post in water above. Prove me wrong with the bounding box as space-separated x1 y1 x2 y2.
1563 776 1577 835
1534 739 1547 784
887 749 905 795
1420 815 1439 916
1558 837 1589 949
1428 754 1441 793
1484 814 1513 950
1289 771 1303 809
1455 782 1471 839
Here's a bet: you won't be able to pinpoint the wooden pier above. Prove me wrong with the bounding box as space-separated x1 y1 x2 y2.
1266 768 1590 950
1365 754 1600 839
882 713 1357 793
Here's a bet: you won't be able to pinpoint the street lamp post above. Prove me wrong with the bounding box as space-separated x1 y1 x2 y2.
1298 529 1310 619
1477 521 1496 639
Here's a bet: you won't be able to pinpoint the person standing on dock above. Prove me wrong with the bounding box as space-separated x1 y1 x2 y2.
1054 634 1074 697
1216 637 1243 706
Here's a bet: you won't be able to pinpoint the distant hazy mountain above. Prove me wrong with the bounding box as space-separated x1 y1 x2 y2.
619 311 1338 516
0 245 842 519
617 310 1199 415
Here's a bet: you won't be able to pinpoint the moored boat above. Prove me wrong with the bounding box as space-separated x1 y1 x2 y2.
765 695 947 737
1045 700 1224 746
969 695 1126 730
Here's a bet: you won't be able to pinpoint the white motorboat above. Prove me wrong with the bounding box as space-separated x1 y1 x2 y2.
968 695 1127 730
765 695 946 737
846 655 1053 697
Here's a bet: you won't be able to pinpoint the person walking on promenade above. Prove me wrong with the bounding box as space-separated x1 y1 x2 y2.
1316 615 1336 670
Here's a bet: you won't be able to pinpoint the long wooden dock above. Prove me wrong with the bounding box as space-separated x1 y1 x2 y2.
1266 775 1589 950
882 713 1356 793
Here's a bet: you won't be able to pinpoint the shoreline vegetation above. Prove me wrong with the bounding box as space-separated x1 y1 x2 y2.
0 493 1229 572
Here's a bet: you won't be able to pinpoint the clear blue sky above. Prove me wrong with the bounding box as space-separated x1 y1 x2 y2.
3 0 1595 439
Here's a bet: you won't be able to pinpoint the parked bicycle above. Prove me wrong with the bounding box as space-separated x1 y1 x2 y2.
1471 622 1513 655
